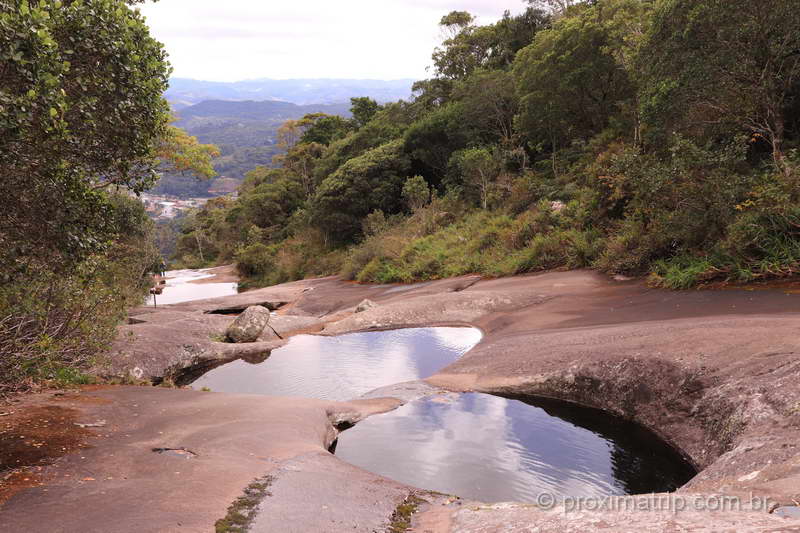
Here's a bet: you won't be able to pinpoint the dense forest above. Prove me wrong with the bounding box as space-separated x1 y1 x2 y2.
0 0 214 393
173 0 800 290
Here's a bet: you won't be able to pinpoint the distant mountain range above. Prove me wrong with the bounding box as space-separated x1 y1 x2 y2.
166 78 415 108
174 99 352 147
154 78 415 198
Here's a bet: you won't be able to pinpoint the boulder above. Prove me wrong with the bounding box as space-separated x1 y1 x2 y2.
225 305 271 343
354 299 377 313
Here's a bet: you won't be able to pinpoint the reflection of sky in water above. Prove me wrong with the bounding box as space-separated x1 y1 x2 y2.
147 269 238 305
191 327 482 401
336 393 692 503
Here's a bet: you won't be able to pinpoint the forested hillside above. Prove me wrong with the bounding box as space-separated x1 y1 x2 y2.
173 0 800 289
151 100 351 197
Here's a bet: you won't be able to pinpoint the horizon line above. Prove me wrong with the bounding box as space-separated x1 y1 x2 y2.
169 76 419 84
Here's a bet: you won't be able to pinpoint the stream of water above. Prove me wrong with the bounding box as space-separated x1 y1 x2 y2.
147 268 238 305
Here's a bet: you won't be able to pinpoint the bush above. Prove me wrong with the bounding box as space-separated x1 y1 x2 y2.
0 251 153 395
235 243 277 279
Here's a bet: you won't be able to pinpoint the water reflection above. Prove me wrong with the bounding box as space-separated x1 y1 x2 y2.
190 327 482 401
334 393 696 502
147 268 238 305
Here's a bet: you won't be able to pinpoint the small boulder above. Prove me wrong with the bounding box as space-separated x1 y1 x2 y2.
225 305 271 343
354 299 377 313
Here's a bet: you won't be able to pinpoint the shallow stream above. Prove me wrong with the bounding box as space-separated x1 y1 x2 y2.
147 268 238 305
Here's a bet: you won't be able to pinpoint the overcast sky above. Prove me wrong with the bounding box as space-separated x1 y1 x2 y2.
136 1 527 82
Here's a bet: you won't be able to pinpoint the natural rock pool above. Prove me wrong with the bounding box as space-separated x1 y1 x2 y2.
188 324 695 502
190 327 483 401
332 392 697 503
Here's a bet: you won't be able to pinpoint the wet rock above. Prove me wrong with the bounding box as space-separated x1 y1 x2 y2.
355 299 377 313
226 305 271 343
241 350 271 365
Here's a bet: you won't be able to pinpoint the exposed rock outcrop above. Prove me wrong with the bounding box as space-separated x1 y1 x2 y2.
226 305 271 343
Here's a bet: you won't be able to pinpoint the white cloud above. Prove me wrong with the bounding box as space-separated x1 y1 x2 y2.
136 0 527 81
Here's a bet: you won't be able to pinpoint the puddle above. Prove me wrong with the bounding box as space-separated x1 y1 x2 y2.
147 268 238 305
333 393 697 502
190 327 482 401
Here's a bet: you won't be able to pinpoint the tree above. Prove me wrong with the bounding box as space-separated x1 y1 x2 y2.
526 0 585 16
403 102 471 182
439 11 475 40
402 175 432 211
275 119 304 152
311 140 411 243
0 0 172 392
455 147 500 209
283 142 325 199
432 14 495 80
350 97 381 129
640 0 800 176
489 7 551 70
157 125 220 180
513 4 637 168
454 70 518 147
0 0 171 271
299 113 353 145
241 179 305 239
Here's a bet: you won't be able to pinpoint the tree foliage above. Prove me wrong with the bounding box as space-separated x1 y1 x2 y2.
1 0 171 270
513 3 637 151
640 0 800 175
0 0 172 393
311 140 411 243
175 0 800 292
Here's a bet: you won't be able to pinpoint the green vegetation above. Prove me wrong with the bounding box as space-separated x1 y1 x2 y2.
175 0 800 290
0 0 214 395
151 100 352 197
387 494 427 533
4 0 799 396
214 476 274 533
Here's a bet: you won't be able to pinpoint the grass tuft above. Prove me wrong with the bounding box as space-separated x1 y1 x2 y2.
215 476 274 533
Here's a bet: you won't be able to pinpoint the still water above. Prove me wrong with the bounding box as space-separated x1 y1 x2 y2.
147 269 238 305
190 327 483 401
334 392 696 502
188 322 694 501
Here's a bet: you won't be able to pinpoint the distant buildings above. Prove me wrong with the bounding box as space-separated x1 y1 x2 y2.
140 193 213 219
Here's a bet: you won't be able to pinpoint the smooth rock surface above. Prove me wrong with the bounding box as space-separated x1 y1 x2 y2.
226 305 271 343
38 270 800 532
354 299 377 313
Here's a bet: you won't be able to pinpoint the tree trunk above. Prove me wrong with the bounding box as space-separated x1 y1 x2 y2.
194 231 205 263
479 170 488 209
769 107 791 178
772 128 790 178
